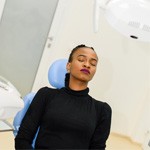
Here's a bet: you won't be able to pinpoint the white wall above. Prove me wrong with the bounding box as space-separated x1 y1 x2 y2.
32 0 150 146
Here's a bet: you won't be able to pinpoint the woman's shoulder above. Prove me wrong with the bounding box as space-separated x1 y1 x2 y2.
92 98 112 115
35 86 60 98
38 86 59 92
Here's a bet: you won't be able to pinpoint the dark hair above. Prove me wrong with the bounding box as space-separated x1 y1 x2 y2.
65 73 70 87
65 44 95 87
68 44 94 62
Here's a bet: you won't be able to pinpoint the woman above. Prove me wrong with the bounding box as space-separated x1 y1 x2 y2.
15 44 112 149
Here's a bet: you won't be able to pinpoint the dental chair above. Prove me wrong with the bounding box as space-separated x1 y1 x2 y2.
13 58 67 148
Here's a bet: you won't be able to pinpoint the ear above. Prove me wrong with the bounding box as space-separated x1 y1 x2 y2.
66 62 71 73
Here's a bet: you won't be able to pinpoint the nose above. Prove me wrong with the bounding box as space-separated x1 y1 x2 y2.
83 61 90 68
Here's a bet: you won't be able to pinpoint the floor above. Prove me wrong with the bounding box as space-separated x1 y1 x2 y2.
107 133 142 150
0 131 142 150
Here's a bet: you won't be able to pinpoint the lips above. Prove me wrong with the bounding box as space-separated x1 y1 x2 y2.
80 69 90 74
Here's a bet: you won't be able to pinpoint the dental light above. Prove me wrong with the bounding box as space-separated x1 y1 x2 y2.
94 0 150 42
0 76 24 131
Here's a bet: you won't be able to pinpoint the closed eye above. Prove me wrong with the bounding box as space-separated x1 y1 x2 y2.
78 56 86 62
78 59 84 62
90 60 97 66
77 55 98 66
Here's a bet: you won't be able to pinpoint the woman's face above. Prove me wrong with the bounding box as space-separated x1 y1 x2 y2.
67 47 98 83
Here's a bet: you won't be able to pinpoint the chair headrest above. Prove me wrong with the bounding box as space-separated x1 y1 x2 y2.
48 59 68 89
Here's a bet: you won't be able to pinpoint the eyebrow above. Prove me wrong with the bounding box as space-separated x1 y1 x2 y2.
77 54 98 62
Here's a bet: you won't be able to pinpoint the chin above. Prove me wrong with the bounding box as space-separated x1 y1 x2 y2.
80 77 91 83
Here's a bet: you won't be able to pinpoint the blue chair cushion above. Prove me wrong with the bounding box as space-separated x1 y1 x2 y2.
13 92 36 136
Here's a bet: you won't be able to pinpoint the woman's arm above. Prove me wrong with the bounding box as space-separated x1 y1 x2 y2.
15 87 49 149
89 102 112 150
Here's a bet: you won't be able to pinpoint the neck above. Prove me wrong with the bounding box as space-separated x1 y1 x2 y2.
69 79 88 91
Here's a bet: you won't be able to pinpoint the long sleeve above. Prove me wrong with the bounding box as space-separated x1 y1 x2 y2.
15 87 49 149
89 102 112 150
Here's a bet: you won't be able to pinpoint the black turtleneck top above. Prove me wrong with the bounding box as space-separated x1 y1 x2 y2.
15 87 111 149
